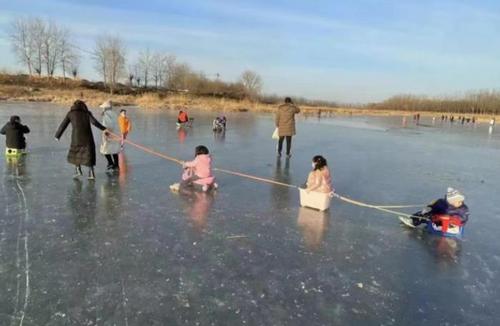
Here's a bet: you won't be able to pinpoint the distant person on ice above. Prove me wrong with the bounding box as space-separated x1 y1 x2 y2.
118 109 132 149
275 97 300 158
212 116 226 131
99 100 121 171
1 115 30 153
55 100 107 180
303 155 334 194
178 110 189 124
170 145 217 192
399 187 469 229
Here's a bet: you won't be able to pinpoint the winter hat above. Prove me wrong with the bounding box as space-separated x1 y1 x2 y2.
99 100 112 110
446 187 464 204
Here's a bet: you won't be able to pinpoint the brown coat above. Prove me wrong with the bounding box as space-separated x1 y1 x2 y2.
275 103 300 136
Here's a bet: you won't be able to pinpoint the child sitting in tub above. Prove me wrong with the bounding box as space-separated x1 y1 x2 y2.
303 155 333 194
170 145 217 192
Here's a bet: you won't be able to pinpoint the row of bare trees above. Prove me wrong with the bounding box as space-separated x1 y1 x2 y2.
129 49 176 89
9 17 263 98
369 92 500 115
9 17 80 78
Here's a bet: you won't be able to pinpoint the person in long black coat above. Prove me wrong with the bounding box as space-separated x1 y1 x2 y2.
0 115 30 150
55 100 107 179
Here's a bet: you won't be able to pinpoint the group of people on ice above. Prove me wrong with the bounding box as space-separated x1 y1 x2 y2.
52 100 132 179
1 96 469 237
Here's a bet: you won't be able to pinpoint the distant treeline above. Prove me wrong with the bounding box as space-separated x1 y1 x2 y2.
367 92 500 115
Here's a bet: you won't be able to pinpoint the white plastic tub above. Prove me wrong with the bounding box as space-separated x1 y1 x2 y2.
299 188 332 211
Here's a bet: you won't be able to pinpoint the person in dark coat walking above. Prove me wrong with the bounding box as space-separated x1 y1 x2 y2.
1 115 30 151
55 100 107 180
275 97 300 158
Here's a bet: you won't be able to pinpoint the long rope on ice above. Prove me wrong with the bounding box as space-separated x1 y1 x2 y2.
115 133 421 218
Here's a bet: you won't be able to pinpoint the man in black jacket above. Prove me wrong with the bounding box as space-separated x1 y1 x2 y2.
0 115 30 151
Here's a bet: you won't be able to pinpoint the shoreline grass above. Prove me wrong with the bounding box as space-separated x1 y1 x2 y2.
1 78 498 123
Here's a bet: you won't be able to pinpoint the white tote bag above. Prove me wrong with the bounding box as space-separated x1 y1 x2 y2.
272 128 279 139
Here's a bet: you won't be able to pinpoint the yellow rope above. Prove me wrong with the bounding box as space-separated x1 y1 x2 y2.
117 134 421 218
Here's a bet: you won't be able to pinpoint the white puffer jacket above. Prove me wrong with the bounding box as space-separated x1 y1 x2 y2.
100 109 121 154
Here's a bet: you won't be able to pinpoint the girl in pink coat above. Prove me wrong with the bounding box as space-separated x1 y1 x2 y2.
304 155 334 194
170 145 217 192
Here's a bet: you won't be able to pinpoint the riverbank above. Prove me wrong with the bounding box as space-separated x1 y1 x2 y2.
0 78 497 123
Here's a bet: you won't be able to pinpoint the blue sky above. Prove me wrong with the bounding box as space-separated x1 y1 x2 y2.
0 0 499 102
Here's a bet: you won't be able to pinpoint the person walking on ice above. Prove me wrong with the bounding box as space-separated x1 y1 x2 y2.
55 100 107 180
99 100 121 171
275 97 300 158
1 115 30 155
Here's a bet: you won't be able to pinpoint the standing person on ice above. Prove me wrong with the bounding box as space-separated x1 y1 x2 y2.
118 109 132 149
303 155 334 194
99 100 121 171
1 115 30 153
275 97 300 158
55 100 107 180
170 145 217 192
399 187 469 228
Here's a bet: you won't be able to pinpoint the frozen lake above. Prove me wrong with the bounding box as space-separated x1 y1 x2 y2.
0 102 499 325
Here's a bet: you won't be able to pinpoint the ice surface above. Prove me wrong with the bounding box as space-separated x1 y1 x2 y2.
0 102 499 325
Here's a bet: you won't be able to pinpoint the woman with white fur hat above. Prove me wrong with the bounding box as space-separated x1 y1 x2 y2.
399 187 469 229
99 100 121 171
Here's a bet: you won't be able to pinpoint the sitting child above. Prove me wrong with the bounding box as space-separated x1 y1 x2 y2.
399 187 469 228
1 115 30 153
177 110 189 124
212 116 227 131
170 145 217 192
303 155 334 194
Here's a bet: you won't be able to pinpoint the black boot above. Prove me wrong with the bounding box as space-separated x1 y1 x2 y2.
73 165 83 178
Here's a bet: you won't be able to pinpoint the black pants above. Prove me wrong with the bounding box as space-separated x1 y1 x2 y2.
105 154 119 168
411 211 431 226
278 136 292 155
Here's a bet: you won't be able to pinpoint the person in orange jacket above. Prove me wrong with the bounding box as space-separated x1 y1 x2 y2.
118 109 132 149
178 110 189 124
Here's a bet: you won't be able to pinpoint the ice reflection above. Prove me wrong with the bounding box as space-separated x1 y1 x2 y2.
68 180 97 231
180 189 215 234
177 127 187 143
4 156 28 178
297 207 329 251
407 230 462 264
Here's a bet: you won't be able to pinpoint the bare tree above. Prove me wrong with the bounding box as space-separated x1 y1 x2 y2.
30 17 46 76
240 70 263 99
163 54 177 89
167 62 192 91
151 53 164 89
59 28 80 79
137 48 153 88
41 21 62 76
71 66 78 79
93 35 126 94
9 18 34 75
127 64 135 86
